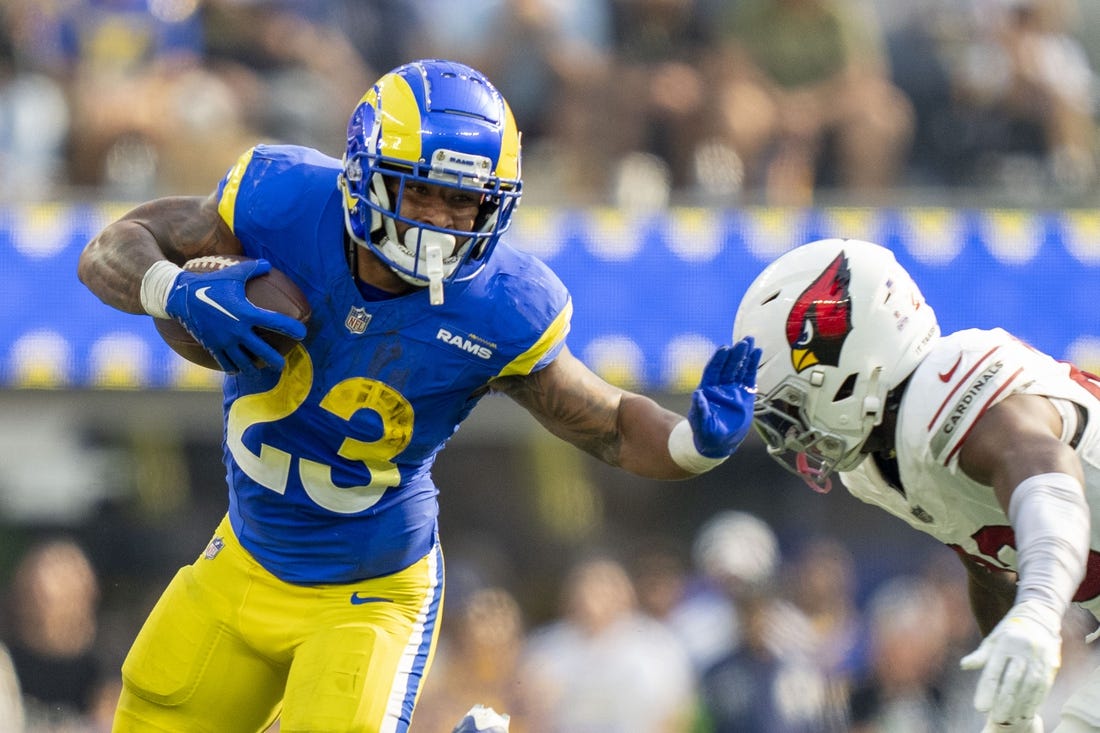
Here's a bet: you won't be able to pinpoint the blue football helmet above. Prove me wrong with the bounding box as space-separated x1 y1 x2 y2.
340 59 523 304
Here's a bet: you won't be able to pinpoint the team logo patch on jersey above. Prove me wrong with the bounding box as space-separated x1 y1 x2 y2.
436 327 494 359
786 252 853 372
203 536 225 560
345 306 371 334
910 505 935 523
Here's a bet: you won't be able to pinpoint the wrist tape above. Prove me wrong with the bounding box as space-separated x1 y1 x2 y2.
140 260 183 319
668 419 728 474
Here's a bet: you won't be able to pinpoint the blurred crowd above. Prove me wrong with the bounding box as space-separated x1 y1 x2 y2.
0 0 1099 208
3 514 1099 732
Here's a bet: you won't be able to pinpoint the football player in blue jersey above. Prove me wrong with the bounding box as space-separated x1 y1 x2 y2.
77 59 760 733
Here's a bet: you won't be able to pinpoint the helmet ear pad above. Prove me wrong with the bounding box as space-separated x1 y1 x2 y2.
470 199 502 259
367 171 391 241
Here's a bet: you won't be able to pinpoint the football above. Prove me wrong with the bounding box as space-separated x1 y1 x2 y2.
154 254 311 371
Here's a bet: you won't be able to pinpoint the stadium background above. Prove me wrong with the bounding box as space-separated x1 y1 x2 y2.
3 0 1100 730
2 202 1100 728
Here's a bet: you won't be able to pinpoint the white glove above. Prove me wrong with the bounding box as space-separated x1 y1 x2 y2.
981 714 1044 733
961 600 1062 725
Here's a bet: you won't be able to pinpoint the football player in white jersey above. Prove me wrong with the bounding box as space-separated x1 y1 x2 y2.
733 238 1100 733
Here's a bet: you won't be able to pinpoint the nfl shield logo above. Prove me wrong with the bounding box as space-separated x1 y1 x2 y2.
203 536 224 560
345 306 371 334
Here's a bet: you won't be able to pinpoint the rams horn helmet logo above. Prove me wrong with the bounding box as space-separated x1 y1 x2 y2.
786 252 853 372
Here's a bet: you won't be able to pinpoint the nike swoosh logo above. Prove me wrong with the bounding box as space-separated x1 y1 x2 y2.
195 287 240 321
938 355 963 383
350 592 393 606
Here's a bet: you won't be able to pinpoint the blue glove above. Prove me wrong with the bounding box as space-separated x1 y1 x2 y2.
688 336 761 458
164 258 307 375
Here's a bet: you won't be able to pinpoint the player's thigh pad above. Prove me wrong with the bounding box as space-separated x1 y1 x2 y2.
279 544 444 733
116 554 283 731
121 565 230 705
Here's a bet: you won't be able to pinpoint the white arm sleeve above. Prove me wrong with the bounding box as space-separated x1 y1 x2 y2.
1009 472 1090 619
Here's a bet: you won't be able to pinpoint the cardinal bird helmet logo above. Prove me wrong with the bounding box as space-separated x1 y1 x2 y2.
786 252 853 372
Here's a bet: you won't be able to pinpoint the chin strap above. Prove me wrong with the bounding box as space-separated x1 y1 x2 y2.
426 242 444 305
403 228 456 306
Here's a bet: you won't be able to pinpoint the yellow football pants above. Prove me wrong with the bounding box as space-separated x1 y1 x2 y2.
112 515 444 733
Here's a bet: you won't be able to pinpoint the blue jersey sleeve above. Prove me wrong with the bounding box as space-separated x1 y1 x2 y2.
215 144 344 256
466 243 572 378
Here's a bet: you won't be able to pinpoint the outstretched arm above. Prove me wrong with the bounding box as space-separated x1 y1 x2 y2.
492 339 759 480
956 393 1090 727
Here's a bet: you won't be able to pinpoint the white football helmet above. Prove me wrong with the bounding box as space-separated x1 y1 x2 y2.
733 239 940 492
